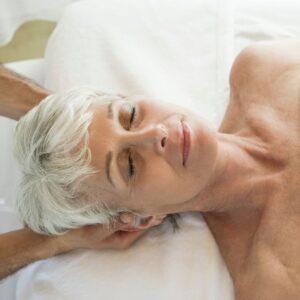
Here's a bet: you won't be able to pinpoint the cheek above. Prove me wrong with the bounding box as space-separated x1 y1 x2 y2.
136 164 196 207
143 158 174 183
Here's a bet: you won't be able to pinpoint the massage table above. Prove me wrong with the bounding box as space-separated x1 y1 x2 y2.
1 0 300 299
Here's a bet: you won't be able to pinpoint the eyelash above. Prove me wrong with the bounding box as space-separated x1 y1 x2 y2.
129 106 136 128
128 105 136 179
128 152 135 179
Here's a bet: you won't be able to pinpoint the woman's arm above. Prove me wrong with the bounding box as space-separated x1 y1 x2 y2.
0 65 50 120
0 228 59 281
0 220 150 281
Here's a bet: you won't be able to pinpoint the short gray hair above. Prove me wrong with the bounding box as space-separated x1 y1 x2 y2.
13 86 134 235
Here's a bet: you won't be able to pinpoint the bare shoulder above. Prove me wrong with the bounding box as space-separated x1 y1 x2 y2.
230 40 300 89
229 40 300 115
224 40 300 152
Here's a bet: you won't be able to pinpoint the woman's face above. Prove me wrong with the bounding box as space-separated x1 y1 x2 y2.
88 95 218 216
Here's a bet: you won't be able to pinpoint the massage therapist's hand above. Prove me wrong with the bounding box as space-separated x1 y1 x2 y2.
0 222 148 281
55 215 165 252
56 223 146 251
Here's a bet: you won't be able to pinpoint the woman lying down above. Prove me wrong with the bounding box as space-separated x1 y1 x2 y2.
13 40 299 299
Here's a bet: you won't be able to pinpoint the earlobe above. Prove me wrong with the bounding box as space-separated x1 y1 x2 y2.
119 213 167 231
119 212 135 224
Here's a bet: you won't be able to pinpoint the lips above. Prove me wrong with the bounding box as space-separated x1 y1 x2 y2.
181 120 191 166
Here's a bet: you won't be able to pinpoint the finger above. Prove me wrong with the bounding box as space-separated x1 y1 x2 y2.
116 229 148 248
129 229 150 244
102 228 148 249
107 219 132 233
124 229 148 242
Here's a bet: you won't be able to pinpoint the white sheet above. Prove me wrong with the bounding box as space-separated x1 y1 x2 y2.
15 0 235 299
234 0 300 55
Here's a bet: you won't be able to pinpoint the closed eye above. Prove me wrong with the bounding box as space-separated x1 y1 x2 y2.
129 106 136 128
128 151 135 178
128 104 137 180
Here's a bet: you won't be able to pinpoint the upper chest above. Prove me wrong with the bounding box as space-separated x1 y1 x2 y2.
215 48 300 298
220 63 299 177
223 152 299 298
205 169 300 299
215 73 300 290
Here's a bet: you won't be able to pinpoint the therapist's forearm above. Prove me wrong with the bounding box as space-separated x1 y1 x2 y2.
0 228 67 281
0 65 50 120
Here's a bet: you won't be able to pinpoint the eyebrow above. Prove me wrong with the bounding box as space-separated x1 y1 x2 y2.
105 151 115 187
105 100 116 188
107 100 114 119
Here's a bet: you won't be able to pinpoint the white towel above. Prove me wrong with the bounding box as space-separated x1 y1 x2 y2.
16 213 234 300
44 0 234 129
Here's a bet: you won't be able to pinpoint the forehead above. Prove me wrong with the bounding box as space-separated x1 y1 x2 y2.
87 97 131 199
87 98 114 177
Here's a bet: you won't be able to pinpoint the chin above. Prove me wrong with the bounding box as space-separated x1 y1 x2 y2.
189 117 217 165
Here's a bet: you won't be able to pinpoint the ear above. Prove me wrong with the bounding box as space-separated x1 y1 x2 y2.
119 213 167 232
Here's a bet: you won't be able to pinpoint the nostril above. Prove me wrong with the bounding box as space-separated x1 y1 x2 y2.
161 137 166 147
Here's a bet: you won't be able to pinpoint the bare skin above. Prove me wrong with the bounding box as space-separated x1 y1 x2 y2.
0 64 49 120
202 40 300 299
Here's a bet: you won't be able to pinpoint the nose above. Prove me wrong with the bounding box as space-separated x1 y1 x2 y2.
118 124 167 153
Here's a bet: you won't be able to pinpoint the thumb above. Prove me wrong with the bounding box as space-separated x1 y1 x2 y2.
118 228 148 247
109 219 134 233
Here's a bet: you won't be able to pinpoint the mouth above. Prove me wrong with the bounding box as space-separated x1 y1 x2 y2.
181 120 191 166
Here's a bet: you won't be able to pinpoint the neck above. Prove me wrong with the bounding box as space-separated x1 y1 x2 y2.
187 132 272 214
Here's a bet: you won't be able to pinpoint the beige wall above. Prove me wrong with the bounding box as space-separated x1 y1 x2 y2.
0 20 56 63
